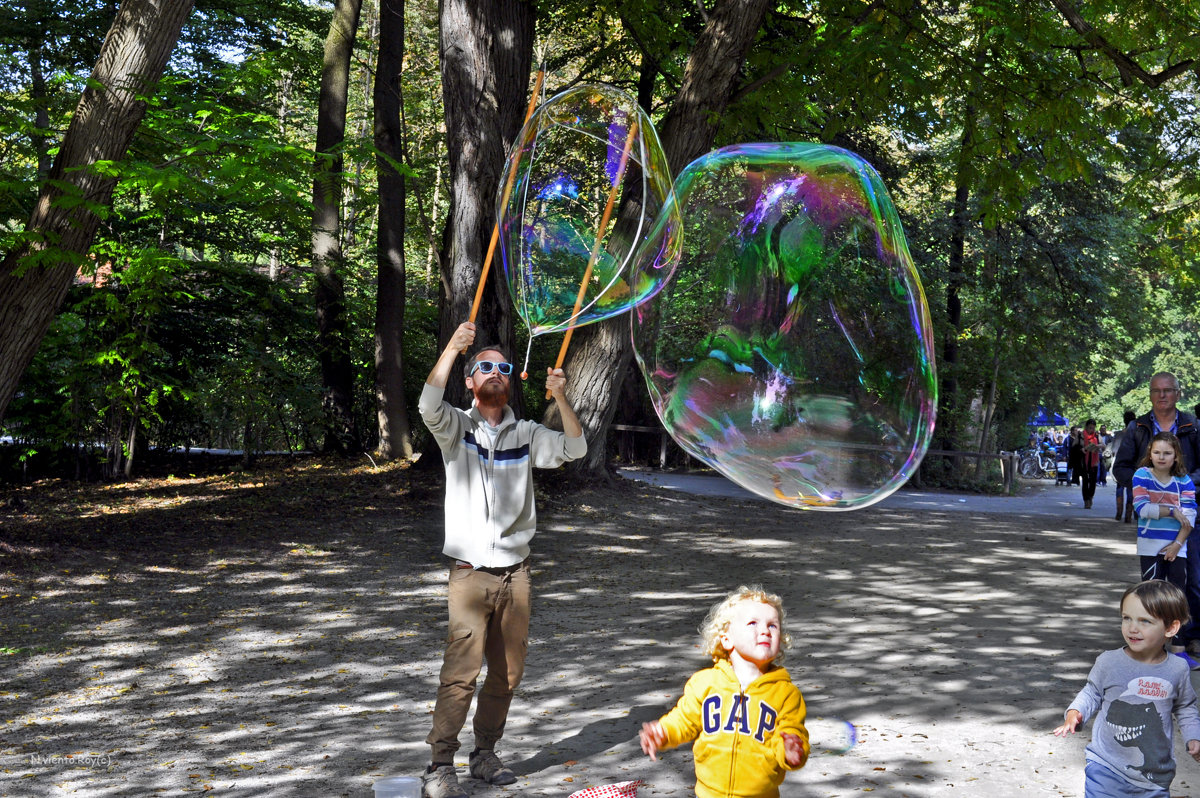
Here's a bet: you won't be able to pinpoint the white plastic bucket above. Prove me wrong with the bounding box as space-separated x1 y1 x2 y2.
373 776 422 798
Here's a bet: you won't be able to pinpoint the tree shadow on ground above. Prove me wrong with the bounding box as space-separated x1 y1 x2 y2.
0 460 1185 797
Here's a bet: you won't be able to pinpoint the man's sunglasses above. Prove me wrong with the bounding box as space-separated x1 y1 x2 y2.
470 360 513 376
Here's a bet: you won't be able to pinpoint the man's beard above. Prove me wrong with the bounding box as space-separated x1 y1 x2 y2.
473 379 510 409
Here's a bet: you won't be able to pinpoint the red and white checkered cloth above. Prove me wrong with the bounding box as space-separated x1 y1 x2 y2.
567 779 642 798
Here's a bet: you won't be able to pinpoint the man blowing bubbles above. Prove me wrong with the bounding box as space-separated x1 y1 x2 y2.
417 321 585 798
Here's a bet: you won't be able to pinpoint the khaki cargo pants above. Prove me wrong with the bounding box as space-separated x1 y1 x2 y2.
426 559 531 763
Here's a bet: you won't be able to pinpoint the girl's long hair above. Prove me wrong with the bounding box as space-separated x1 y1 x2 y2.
1137 431 1188 477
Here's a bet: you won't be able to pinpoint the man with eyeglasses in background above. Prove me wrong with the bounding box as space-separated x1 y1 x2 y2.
1113 372 1200 664
417 321 585 798
1114 373 1200 521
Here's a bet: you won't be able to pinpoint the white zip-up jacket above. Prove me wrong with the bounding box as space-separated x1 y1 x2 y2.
419 383 587 567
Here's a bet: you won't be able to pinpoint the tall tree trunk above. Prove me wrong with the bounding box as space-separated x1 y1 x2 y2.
0 0 194 425
123 389 141 479
373 0 412 460
943 124 969 452
29 34 52 178
977 222 1001 455
555 0 772 477
941 30 988 453
242 416 257 470
313 0 363 454
425 156 442 284
422 156 441 283
270 67 295 281
346 3 379 252
979 331 1002 455
436 0 534 414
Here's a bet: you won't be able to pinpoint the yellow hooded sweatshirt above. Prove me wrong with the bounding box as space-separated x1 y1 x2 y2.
657 658 808 798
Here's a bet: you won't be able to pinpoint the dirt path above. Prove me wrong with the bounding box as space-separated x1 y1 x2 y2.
0 461 1195 797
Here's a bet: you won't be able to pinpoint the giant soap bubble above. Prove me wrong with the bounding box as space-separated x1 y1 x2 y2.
498 84 681 338
633 143 937 510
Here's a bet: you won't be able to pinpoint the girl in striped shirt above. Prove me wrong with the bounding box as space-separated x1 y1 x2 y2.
1133 431 1198 601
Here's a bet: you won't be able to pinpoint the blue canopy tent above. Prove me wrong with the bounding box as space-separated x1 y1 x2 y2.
1028 407 1069 426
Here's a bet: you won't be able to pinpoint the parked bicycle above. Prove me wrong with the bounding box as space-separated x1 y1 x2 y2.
1018 444 1058 479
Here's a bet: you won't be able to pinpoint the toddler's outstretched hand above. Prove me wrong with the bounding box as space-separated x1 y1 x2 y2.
781 732 806 767
639 721 666 760
1189 739 1200 762
1053 709 1082 737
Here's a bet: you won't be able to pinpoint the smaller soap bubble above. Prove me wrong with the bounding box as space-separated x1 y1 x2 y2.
498 84 681 338
808 716 858 755
632 143 936 510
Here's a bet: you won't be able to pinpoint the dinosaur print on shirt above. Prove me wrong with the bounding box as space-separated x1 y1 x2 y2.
1107 699 1172 787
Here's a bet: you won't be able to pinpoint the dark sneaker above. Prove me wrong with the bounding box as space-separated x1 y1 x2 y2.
422 765 467 798
469 750 517 785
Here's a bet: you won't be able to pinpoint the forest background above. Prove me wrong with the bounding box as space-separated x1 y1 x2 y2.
0 0 1198 484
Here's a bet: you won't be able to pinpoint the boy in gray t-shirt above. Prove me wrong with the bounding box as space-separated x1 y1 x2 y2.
1055 580 1200 796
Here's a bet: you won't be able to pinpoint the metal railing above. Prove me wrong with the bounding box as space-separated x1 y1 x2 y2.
612 425 1020 493
917 449 1019 493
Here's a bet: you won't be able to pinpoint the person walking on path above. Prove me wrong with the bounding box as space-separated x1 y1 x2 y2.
417 321 586 798
1098 424 1111 487
1068 426 1085 485
1112 409 1138 521
1080 419 1102 509
1053 580 1200 796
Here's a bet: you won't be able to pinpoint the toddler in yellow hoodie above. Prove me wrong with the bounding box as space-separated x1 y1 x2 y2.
639 585 808 798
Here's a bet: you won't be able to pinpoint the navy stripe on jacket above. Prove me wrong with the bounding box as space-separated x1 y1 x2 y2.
464 431 531 464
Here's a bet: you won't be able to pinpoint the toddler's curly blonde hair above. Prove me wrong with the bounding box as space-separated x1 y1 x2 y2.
699 585 792 665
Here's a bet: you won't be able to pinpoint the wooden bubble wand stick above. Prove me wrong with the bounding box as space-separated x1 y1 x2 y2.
546 117 640 399
465 60 547 346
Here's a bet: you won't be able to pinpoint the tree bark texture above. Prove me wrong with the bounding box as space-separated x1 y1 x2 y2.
976 223 1000 456
313 0 363 453
373 0 413 460
0 0 195 425
941 29 989 453
942 146 968 451
557 0 772 476
437 0 534 413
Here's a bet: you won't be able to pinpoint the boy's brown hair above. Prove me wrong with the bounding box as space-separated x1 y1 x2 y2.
1123 580 1190 628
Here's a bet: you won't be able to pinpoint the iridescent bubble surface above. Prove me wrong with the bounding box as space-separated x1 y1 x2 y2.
498 84 681 337
633 143 936 510
808 717 858 755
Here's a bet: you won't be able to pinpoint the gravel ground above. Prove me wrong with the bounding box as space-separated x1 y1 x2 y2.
1 463 1196 797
